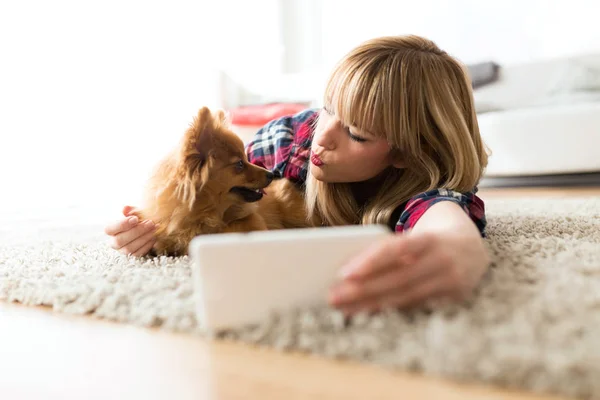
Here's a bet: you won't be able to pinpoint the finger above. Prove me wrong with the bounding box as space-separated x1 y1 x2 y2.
122 205 137 217
377 274 449 310
339 234 432 281
119 227 157 256
105 215 139 236
340 275 449 316
131 236 157 257
329 255 441 306
110 220 156 250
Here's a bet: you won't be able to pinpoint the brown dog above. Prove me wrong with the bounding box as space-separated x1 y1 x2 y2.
132 107 311 256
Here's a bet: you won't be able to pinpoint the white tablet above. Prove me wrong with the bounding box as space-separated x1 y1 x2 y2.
188 224 392 332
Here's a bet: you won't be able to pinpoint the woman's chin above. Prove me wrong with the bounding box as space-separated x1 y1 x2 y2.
309 167 329 182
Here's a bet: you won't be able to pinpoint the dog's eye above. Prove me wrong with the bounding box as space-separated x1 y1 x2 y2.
234 160 244 172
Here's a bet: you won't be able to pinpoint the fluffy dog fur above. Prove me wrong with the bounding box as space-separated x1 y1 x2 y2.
132 107 312 256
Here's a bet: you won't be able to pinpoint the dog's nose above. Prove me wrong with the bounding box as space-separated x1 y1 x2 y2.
266 171 274 184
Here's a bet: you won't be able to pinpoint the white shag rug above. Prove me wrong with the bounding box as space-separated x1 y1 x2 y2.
1 198 599 399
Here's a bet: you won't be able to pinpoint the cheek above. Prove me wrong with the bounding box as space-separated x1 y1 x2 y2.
351 144 391 169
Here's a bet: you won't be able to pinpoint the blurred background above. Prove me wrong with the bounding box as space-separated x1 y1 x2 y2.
1 0 599 228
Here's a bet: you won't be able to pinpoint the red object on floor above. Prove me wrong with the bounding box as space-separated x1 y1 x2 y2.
229 103 308 126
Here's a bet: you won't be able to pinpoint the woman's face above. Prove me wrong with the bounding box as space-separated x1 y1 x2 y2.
310 108 403 183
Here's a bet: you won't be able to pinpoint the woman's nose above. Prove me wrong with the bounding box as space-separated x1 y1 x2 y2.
315 120 338 150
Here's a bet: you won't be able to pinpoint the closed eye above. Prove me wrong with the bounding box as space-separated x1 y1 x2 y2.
346 128 367 143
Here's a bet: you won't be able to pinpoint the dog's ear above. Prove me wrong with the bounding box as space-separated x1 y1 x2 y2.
196 108 229 166
181 107 216 168
194 128 214 168
213 109 229 125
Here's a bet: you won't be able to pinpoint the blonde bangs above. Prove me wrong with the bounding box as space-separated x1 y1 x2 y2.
324 58 388 139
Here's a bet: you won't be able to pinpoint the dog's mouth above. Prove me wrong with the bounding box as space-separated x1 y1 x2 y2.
229 186 266 202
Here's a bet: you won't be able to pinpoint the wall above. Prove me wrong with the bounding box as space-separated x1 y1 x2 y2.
0 0 281 216
236 0 600 110
319 0 600 70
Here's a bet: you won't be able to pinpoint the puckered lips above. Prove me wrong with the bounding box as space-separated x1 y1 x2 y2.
310 153 324 167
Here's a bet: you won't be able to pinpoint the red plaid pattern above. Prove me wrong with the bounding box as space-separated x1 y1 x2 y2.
245 109 486 237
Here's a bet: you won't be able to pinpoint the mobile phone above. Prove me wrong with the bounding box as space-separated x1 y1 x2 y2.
189 224 392 332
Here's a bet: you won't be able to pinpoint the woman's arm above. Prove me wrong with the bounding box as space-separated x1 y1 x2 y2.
328 201 490 316
410 201 484 238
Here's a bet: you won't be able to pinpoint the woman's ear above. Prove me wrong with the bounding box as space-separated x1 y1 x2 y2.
392 159 405 169
390 148 406 169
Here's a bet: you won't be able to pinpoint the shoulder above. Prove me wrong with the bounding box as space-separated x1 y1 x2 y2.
245 108 318 181
394 187 487 237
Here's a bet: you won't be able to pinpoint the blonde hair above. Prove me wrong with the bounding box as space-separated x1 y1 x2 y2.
306 35 489 227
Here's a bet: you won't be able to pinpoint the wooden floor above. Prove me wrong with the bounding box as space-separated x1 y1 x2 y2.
2 186 597 400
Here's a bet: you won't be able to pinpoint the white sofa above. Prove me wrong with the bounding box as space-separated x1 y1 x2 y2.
474 53 600 179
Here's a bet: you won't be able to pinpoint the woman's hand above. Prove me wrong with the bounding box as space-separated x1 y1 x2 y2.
104 205 157 257
328 231 490 316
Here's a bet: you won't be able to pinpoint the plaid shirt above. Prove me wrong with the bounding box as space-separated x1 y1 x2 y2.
245 109 487 237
